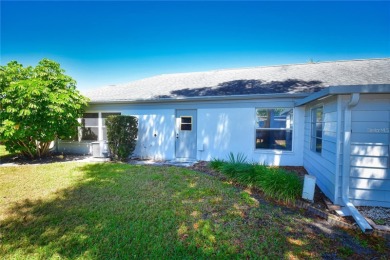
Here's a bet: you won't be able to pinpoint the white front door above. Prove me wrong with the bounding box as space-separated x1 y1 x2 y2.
175 109 197 159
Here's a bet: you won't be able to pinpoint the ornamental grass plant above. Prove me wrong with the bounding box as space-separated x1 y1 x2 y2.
210 154 303 203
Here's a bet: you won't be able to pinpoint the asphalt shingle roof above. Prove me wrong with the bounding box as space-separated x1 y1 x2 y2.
85 58 390 102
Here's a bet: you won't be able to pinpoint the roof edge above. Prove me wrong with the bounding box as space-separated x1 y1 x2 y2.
89 93 310 105
295 84 390 106
84 58 390 91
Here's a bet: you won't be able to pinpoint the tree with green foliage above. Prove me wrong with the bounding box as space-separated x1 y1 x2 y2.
106 115 138 161
0 59 89 158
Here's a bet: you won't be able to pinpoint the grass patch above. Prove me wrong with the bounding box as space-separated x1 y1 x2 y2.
0 163 387 259
0 145 12 159
338 246 354 258
210 158 303 203
0 145 8 156
0 145 18 163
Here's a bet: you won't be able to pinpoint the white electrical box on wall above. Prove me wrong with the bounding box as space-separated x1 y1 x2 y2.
302 175 316 201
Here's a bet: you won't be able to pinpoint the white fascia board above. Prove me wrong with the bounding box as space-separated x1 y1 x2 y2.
295 84 390 107
88 93 309 105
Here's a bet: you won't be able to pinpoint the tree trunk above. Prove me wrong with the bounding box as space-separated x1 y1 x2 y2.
35 141 51 158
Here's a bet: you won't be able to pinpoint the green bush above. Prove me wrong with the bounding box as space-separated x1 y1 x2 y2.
219 152 252 179
236 164 267 185
211 153 303 203
209 158 225 170
221 162 253 178
227 152 248 164
258 167 303 203
106 115 138 161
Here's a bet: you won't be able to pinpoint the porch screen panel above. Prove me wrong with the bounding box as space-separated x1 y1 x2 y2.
81 113 99 141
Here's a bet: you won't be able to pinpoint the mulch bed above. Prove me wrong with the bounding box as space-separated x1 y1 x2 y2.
0 153 90 165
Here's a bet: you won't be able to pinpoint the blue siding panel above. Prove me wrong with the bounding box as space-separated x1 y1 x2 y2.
303 96 338 202
347 93 390 207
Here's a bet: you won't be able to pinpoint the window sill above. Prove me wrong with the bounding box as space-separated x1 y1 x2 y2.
253 149 294 155
58 140 95 144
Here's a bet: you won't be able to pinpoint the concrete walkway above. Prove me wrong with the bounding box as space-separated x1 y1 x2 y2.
128 159 198 167
1 156 197 167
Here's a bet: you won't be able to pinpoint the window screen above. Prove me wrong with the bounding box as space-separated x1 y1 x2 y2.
311 107 323 153
81 113 99 141
255 108 293 151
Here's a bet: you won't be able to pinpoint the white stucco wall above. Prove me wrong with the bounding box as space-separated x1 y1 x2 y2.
86 104 176 160
58 98 305 166
197 106 304 166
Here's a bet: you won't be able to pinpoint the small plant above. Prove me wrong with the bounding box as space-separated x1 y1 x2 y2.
211 153 303 203
244 166 302 202
374 219 386 225
234 164 258 184
220 163 241 177
252 164 269 179
221 162 254 179
227 152 248 164
258 168 303 203
209 158 225 170
338 246 354 258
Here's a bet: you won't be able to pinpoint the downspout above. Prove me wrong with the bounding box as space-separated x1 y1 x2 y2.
341 93 372 232
334 96 342 207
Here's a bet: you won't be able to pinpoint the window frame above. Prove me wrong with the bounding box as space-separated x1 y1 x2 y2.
255 107 294 151
310 106 323 154
79 112 99 141
180 116 193 131
76 112 122 141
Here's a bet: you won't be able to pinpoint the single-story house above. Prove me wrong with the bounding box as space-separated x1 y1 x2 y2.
57 58 390 231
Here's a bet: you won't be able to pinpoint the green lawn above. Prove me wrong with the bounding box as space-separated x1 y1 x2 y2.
0 163 387 259
0 145 10 157
0 145 16 163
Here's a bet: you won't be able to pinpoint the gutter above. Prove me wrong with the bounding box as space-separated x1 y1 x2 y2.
295 84 390 107
88 93 309 105
341 93 372 232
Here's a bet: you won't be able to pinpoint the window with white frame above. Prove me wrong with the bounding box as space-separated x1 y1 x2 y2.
78 112 121 141
255 108 293 151
80 113 99 141
311 107 323 153
180 116 192 131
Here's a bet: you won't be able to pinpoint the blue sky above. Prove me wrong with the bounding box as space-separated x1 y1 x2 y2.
1 1 390 92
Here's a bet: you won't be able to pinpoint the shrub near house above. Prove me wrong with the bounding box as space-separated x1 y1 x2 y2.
106 115 138 161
